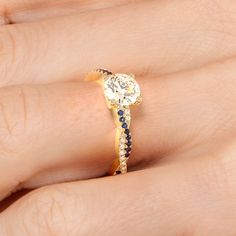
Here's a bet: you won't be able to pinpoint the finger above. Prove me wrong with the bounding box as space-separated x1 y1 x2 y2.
1 1 236 86
1 58 236 201
1 153 235 236
0 81 114 200
0 190 30 213
0 0 135 25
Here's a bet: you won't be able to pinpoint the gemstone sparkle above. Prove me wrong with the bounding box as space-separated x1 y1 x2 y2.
104 74 140 106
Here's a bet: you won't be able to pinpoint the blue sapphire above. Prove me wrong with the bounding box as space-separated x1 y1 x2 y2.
127 141 132 146
119 117 125 123
117 110 124 116
125 153 130 158
122 123 128 129
124 129 130 134
100 69 112 75
126 135 131 140
126 147 131 152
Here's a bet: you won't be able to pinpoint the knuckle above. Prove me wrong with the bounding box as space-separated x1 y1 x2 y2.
0 86 41 153
195 156 235 203
20 186 80 236
205 157 230 194
0 87 25 136
186 156 229 207
0 27 20 84
216 141 236 192
191 155 236 234
0 23 46 85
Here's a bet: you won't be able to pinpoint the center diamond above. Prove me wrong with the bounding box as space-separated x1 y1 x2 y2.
104 74 140 106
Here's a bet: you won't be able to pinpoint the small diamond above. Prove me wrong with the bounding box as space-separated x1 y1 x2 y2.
120 150 126 156
125 109 130 116
120 137 126 144
120 133 126 141
125 116 131 122
119 117 125 123
120 157 127 162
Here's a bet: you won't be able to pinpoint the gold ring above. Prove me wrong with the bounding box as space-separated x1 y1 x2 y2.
86 69 142 175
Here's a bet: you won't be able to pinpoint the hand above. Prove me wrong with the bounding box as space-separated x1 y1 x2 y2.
0 1 236 235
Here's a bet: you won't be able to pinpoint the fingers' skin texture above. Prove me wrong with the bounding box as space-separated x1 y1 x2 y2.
1 150 236 236
0 190 29 212
0 0 137 24
0 81 114 200
1 168 195 236
1 1 236 86
0 58 236 202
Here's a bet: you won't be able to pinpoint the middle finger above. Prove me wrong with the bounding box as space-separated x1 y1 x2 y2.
0 1 236 86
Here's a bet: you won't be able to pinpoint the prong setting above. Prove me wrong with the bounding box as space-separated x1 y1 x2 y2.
91 69 141 175
104 73 141 107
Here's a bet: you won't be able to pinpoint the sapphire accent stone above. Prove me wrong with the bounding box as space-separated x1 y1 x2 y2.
127 141 132 146
117 110 124 116
126 135 131 140
99 69 113 75
122 123 128 129
126 147 131 152
116 171 122 174
119 117 125 123
125 153 130 158
124 129 130 134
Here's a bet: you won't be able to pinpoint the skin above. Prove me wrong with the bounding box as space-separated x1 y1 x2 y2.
0 0 236 235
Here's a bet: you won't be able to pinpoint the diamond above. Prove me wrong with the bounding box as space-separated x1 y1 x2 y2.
120 139 126 145
119 117 125 123
124 109 131 120
104 74 140 106
120 137 126 143
120 150 126 156
125 109 130 115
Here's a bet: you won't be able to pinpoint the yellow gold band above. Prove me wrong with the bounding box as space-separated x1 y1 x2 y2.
86 69 141 175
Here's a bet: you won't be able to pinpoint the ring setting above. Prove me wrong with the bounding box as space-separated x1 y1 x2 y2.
103 73 141 107
86 69 142 175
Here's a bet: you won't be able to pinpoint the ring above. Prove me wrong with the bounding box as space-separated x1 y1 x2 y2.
86 69 142 175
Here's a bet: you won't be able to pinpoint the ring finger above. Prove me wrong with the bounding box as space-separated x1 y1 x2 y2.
1 57 236 201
